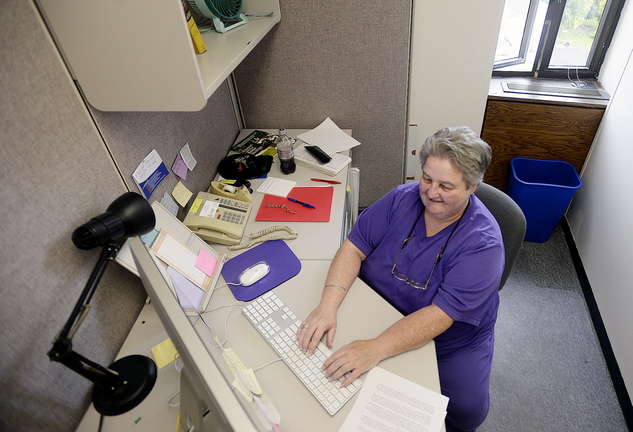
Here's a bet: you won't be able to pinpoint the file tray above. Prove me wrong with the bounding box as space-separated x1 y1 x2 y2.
115 201 227 314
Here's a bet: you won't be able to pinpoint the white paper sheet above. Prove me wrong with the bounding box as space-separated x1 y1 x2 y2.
159 192 180 216
297 117 361 154
180 142 197 170
339 367 449 432
256 177 296 197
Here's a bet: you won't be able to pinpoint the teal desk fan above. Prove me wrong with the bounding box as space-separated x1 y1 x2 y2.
187 0 248 33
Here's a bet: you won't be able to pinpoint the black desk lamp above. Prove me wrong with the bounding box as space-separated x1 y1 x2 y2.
48 192 158 416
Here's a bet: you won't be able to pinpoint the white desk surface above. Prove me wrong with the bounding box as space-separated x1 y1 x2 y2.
204 260 441 431
77 261 441 432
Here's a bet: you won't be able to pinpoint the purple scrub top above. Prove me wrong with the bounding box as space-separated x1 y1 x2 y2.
347 182 504 358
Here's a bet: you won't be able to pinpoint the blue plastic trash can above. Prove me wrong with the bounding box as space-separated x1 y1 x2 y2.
507 157 582 242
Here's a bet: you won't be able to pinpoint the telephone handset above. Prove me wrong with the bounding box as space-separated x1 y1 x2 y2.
183 186 252 245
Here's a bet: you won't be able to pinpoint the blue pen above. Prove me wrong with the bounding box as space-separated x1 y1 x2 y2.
287 197 316 209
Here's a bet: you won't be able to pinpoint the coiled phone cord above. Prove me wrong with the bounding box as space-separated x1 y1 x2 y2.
228 225 298 251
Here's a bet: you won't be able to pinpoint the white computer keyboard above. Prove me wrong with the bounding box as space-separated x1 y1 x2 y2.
242 291 363 415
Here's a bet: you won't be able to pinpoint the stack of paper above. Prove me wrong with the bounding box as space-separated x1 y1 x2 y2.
294 144 351 176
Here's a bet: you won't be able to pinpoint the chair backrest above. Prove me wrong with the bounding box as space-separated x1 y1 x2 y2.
475 182 526 290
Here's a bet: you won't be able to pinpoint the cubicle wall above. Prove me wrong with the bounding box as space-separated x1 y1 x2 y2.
0 3 143 430
234 0 412 207
88 85 239 218
0 2 240 431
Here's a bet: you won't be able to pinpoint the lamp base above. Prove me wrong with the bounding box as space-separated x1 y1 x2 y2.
92 354 157 416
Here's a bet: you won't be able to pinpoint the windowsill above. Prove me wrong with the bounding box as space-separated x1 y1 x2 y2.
488 77 610 108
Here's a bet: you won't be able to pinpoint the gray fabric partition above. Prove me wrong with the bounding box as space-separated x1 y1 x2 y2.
89 85 240 217
0 2 145 430
234 0 412 207
0 2 240 431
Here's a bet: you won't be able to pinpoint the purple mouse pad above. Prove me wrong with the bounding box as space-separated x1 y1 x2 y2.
221 240 301 301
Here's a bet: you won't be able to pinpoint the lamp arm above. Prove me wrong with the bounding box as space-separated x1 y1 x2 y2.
48 241 129 396
50 344 124 390
55 243 120 342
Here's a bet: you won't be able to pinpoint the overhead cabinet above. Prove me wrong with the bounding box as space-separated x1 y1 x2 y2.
37 0 280 111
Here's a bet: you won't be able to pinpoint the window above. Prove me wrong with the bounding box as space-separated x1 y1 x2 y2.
493 0 626 78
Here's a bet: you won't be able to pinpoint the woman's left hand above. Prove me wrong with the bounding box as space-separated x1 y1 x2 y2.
322 339 385 387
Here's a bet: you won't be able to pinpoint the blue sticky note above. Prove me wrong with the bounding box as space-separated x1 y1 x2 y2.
140 230 160 247
167 267 204 310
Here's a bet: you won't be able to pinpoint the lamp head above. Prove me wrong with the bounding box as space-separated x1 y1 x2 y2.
72 192 155 250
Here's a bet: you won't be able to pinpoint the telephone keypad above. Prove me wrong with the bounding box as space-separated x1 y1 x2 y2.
218 197 250 210
220 210 246 225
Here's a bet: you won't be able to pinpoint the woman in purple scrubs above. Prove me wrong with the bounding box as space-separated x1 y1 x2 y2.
297 126 504 432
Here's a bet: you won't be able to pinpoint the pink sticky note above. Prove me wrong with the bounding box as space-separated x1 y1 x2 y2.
195 249 218 277
172 154 189 180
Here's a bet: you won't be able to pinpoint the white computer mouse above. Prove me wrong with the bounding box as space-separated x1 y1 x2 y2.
238 261 270 286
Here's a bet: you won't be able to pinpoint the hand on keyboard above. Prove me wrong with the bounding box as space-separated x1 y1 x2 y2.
242 292 363 415
321 339 383 387
295 303 338 356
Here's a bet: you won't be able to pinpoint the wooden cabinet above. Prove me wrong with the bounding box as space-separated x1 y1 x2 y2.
36 0 280 112
481 79 607 190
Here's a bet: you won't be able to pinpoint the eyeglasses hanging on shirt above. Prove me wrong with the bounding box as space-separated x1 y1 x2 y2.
391 202 469 290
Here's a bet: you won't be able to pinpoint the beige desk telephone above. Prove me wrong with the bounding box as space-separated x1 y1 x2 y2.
183 182 252 245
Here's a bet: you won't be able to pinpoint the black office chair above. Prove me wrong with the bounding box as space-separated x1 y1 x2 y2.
475 182 526 290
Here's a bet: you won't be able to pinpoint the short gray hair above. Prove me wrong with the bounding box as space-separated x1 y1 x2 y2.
418 126 492 188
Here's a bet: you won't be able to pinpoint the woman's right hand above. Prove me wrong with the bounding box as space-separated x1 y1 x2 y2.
296 304 338 355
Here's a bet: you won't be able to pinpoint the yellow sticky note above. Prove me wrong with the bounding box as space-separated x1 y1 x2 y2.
151 338 179 369
172 181 193 207
189 198 202 214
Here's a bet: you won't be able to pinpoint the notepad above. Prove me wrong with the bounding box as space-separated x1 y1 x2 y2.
294 144 351 176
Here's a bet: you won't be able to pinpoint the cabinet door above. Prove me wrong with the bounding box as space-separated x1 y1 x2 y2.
37 0 280 111
38 0 207 111
482 100 604 190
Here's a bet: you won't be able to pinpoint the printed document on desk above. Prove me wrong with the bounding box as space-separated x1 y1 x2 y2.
339 367 448 432
256 177 296 197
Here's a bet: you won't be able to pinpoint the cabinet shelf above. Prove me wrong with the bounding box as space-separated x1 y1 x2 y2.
37 0 280 111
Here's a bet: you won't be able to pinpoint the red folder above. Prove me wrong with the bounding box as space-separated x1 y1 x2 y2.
255 186 334 222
